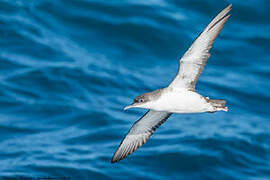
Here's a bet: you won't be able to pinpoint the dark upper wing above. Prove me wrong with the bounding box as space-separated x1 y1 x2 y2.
111 110 172 163
169 4 231 91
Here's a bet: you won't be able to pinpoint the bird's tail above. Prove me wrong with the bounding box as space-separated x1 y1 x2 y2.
208 99 228 112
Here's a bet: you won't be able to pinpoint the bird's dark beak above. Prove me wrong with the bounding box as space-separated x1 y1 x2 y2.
124 103 136 110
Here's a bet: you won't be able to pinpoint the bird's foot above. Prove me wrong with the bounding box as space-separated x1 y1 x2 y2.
216 106 228 112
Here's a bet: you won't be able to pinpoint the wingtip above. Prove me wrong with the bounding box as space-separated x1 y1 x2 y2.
111 155 120 163
224 4 232 11
225 4 232 14
111 152 121 163
206 4 231 35
111 152 123 163
111 145 127 164
219 4 232 15
111 159 117 163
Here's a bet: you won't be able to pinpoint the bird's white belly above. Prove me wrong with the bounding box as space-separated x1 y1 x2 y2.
151 90 213 113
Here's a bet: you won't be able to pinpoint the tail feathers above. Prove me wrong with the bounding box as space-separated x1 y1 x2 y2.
209 99 226 107
208 99 228 112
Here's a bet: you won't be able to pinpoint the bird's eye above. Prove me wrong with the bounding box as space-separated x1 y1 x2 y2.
140 99 144 102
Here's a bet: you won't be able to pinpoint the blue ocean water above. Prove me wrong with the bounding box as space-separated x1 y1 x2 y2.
0 0 270 179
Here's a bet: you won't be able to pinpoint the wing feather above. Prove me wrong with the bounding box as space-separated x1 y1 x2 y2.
169 4 231 90
111 110 172 163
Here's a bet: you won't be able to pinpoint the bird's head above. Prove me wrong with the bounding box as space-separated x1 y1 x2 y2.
124 89 162 110
124 93 151 110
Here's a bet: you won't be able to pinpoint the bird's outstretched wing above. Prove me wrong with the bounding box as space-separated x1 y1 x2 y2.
111 110 172 163
169 4 231 91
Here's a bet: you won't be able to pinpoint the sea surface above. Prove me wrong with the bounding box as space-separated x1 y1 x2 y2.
0 0 269 179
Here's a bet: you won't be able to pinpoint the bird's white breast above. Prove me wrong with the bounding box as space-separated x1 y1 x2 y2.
149 88 213 113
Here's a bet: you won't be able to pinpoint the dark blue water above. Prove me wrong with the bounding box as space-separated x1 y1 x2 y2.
0 0 269 179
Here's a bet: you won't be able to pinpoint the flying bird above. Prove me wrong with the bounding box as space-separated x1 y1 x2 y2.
112 4 231 163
